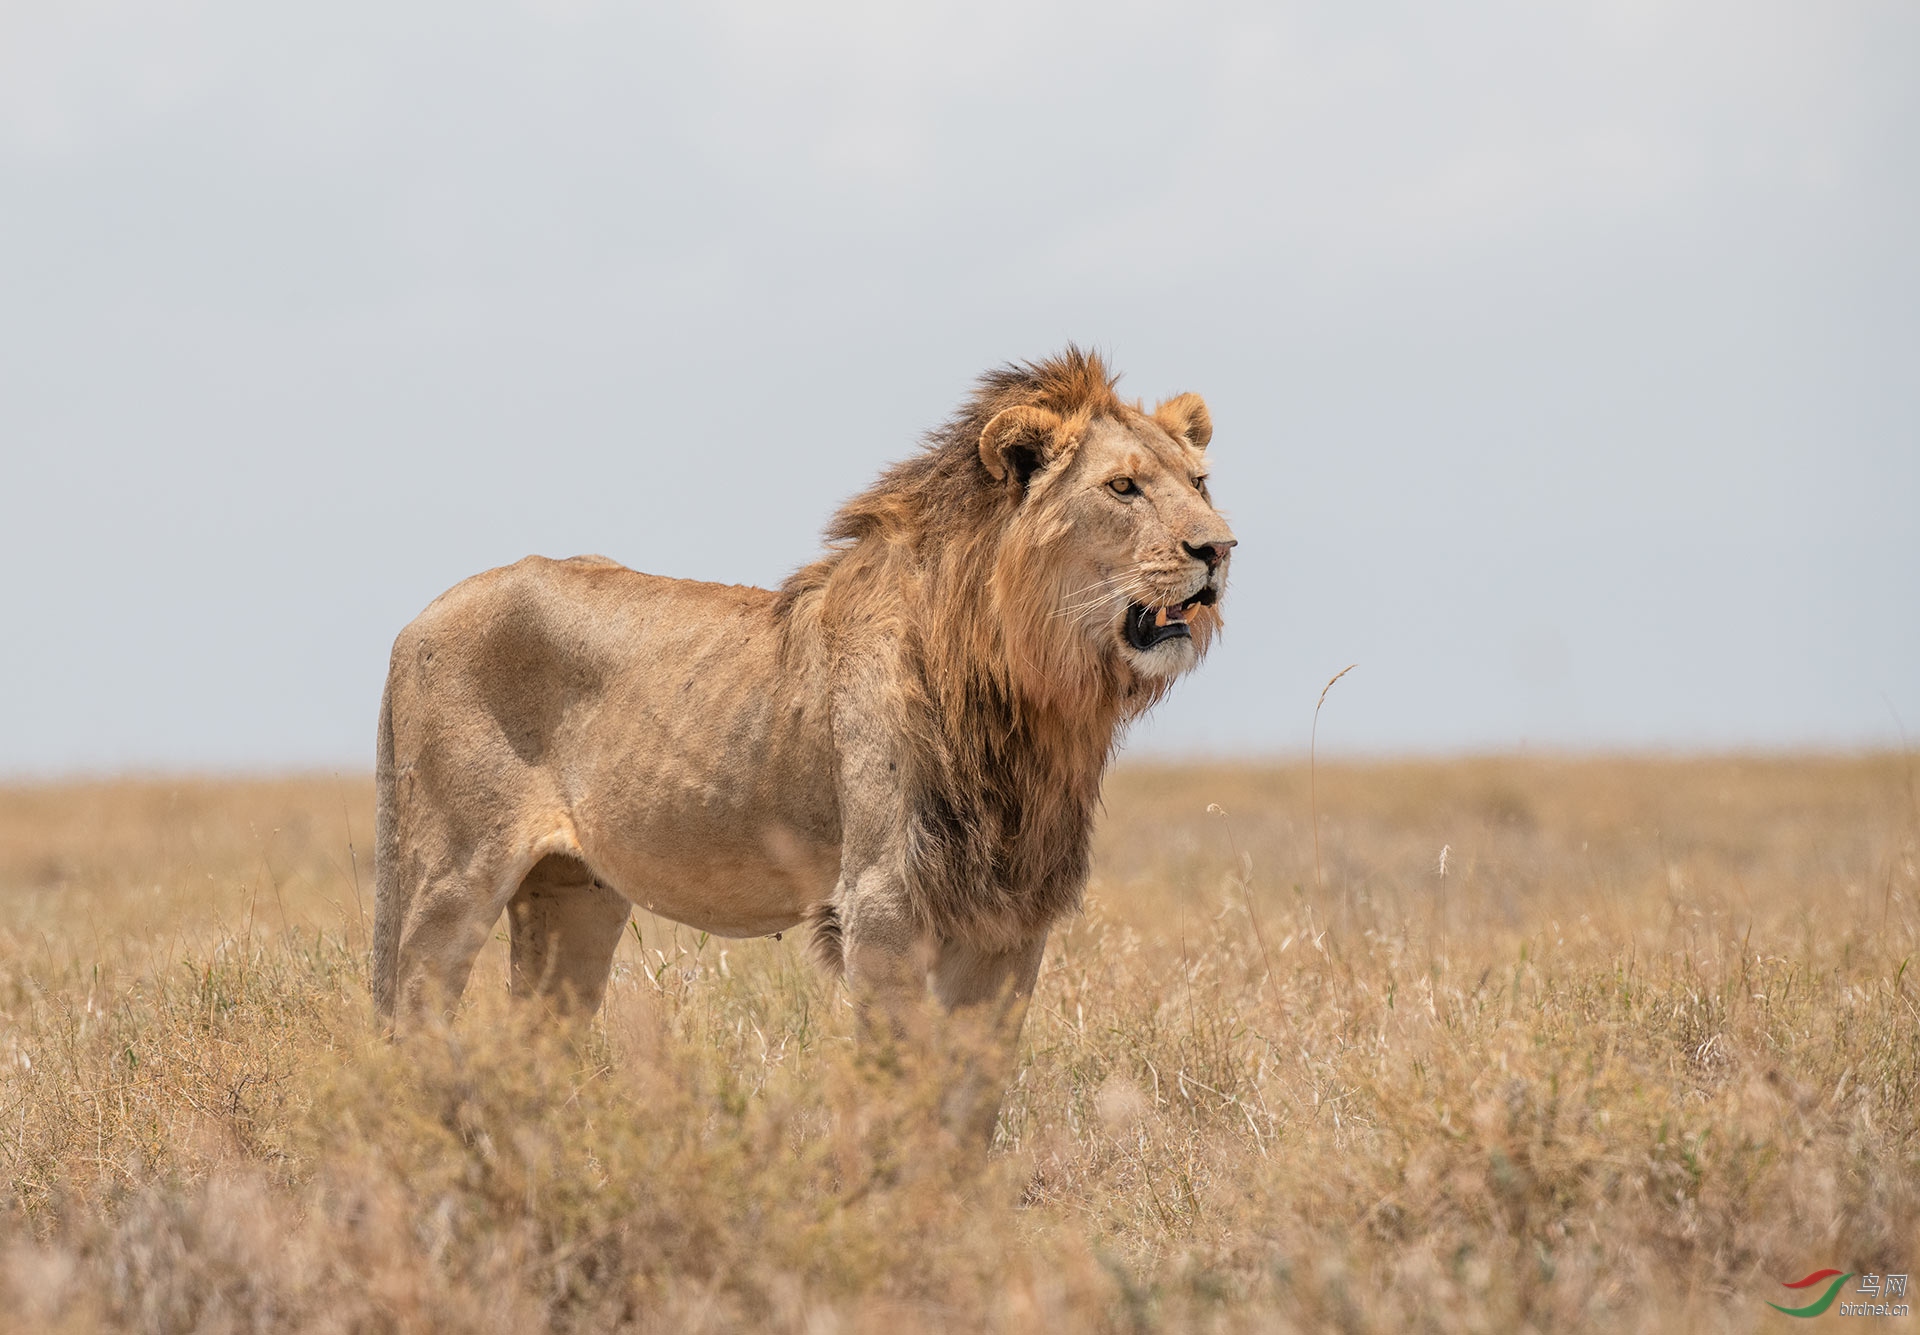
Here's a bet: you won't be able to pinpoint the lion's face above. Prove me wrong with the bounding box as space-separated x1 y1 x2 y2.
1046 413 1236 681
982 395 1235 697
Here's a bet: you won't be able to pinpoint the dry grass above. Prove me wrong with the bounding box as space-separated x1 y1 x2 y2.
2 755 1916 1332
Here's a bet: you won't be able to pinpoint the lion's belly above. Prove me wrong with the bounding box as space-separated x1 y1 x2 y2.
581 828 840 939
570 757 843 936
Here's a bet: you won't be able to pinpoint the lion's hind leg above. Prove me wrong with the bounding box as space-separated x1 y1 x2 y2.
507 854 632 1017
387 851 521 1029
387 817 602 1031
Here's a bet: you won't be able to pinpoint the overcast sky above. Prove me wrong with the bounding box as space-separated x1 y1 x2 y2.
2 1 1915 774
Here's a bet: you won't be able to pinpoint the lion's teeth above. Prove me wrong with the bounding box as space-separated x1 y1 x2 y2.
1154 607 1169 628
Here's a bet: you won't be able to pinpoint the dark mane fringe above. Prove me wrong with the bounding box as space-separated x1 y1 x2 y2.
775 346 1146 949
804 902 844 977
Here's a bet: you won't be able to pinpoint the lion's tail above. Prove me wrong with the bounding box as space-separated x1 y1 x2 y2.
370 672 402 1024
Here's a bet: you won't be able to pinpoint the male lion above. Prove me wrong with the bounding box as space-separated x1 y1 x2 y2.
372 347 1234 1135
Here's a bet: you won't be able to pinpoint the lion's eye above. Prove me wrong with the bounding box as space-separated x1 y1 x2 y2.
1193 475 1209 492
1108 477 1138 498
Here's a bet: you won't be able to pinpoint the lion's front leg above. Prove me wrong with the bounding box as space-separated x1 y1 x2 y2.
837 873 935 1050
838 879 1046 1149
929 933 1048 1148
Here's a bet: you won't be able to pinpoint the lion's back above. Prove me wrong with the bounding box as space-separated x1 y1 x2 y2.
387 555 780 761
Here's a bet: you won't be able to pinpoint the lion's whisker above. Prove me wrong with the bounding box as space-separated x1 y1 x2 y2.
1055 573 1133 605
1052 593 1117 619
1053 575 1154 624
1053 586 1134 622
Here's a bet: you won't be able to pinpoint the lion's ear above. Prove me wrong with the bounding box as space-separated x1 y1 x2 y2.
1153 393 1212 452
979 405 1064 488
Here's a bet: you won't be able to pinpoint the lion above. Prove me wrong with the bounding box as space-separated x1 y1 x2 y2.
372 346 1235 1137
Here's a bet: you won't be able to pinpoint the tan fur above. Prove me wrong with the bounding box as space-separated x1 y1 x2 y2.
372 347 1235 1136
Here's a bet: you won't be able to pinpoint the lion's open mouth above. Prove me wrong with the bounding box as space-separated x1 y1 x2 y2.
1123 588 1216 651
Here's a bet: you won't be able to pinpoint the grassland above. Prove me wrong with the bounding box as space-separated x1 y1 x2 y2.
1 755 1915 1332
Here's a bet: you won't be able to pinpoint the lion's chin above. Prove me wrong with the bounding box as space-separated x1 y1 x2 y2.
1118 632 1201 681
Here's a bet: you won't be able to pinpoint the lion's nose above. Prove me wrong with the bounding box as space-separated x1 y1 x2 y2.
1183 538 1236 572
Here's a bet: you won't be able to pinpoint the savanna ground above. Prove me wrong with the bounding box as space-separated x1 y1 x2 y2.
1 755 1915 1332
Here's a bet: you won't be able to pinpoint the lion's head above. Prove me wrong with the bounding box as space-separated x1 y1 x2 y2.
981 378 1234 696
788 346 1234 726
